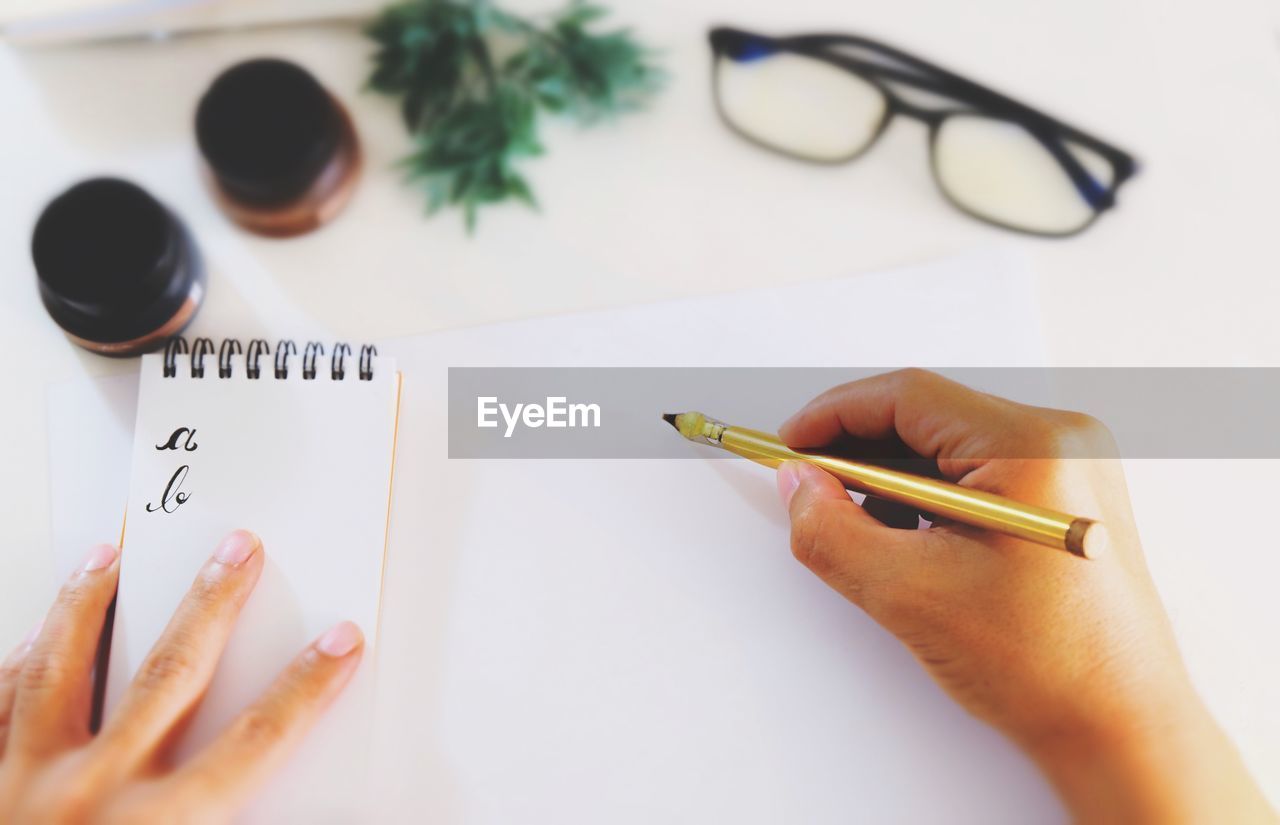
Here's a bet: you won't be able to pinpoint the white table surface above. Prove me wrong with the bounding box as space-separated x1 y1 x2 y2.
1 0 1278 810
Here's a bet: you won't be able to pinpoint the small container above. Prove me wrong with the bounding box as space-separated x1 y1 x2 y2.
33 178 205 357
195 58 361 237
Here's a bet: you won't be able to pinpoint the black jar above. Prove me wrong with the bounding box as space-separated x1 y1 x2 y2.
195 58 361 237
33 178 205 357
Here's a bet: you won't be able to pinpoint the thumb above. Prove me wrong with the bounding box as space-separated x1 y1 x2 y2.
777 460 927 610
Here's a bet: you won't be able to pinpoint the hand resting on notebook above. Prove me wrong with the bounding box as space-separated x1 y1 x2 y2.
0 530 362 823
776 369 1276 825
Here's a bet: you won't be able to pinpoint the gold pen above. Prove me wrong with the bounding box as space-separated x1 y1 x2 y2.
663 411 1101 559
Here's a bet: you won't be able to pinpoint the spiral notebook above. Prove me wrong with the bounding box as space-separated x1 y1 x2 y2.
104 337 401 821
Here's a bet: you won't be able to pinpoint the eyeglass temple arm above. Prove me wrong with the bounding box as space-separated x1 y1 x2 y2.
792 35 1126 155
786 35 1135 207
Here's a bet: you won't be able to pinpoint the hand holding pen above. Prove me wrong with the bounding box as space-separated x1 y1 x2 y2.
772 370 1274 824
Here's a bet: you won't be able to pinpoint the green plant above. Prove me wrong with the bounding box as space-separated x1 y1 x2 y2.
366 0 661 231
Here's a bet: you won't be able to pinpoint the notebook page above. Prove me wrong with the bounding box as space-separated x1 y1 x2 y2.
106 347 400 822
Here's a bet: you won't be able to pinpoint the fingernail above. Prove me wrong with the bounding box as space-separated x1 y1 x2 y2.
776 461 803 508
80 543 118 572
213 530 259 567
315 621 362 658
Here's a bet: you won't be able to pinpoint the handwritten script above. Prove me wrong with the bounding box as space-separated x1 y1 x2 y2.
146 427 197 514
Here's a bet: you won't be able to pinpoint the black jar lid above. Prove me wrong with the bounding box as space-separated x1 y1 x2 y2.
33 178 200 344
195 58 343 206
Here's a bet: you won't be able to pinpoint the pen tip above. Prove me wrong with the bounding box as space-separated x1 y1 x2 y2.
663 411 714 443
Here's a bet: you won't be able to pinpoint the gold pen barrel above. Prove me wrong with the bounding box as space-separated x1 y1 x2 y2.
720 426 1097 558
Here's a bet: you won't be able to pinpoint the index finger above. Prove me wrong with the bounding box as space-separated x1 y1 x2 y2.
165 622 364 817
778 369 1025 470
93 530 264 776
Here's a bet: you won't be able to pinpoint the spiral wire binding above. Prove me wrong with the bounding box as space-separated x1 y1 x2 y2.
274 340 297 379
331 343 352 380
302 341 325 380
190 338 215 378
246 339 270 380
217 339 242 378
359 345 377 381
160 338 377 381
162 337 189 378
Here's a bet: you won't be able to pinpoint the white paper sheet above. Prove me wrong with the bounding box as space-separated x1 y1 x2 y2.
49 251 1063 822
105 349 400 822
47 372 138 580
366 251 1062 823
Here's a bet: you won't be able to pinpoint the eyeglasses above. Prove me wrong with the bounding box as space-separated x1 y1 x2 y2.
708 27 1138 237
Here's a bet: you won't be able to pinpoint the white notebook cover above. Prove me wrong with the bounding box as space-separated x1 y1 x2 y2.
104 345 400 822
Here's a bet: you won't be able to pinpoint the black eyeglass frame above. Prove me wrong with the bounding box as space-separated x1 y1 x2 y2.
708 26 1139 238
